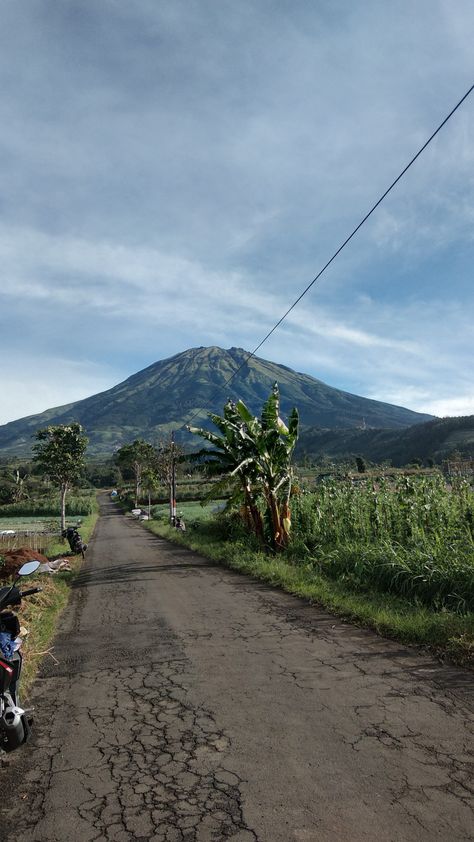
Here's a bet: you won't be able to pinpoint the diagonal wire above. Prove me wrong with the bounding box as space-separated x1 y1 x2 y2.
180 81 474 433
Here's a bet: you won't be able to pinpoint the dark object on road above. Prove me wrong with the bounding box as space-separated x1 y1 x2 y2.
62 525 87 558
0 560 42 753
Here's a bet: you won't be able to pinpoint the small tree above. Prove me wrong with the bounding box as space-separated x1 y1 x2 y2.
115 440 157 508
142 467 160 519
155 437 184 524
33 424 88 531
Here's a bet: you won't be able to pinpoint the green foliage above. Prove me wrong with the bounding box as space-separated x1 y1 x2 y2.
0 480 16 504
0 495 95 517
115 439 157 507
289 476 474 612
33 423 88 485
0 346 433 457
355 456 366 474
297 414 474 467
144 516 474 665
32 423 89 529
86 460 122 488
189 383 299 551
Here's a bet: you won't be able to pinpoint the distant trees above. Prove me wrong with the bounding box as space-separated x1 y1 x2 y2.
189 383 299 552
86 461 122 488
33 423 88 530
115 440 157 508
0 465 30 505
115 437 182 521
355 456 366 474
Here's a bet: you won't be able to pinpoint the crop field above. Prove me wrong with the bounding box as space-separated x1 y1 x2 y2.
0 516 59 552
0 516 59 530
149 500 225 523
290 475 474 613
157 476 474 616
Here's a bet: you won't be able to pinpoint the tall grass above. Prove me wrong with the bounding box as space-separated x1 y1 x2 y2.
289 476 474 612
0 493 96 518
144 516 474 665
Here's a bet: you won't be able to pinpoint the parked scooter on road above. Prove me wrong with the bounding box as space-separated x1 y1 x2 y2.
0 560 42 753
62 525 87 558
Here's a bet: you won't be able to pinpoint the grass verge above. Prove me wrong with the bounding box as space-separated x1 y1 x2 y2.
15 510 99 697
143 519 474 668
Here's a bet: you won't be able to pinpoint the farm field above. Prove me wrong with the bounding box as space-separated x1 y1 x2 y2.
0 516 60 553
149 499 225 523
0 516 59 530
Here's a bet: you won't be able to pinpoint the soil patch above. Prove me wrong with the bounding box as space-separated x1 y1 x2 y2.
0 547 50 581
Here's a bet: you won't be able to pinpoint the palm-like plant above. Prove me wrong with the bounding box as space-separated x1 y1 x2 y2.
189 399 265 543
189 383 298 551
251 383 299 550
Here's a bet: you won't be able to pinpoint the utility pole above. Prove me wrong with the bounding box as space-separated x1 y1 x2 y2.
170 431 177 525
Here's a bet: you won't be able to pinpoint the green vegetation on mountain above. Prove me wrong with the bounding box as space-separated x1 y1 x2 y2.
0 346 432 456
297 414 474 467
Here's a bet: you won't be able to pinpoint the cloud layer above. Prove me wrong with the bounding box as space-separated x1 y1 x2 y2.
0 1 473 424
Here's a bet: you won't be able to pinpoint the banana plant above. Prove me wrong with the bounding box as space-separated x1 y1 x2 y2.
248 383 299 550
189 399 265 543
188 383 298 551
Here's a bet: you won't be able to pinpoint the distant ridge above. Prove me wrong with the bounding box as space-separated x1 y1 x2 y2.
0 346 434 456
297 415 474 467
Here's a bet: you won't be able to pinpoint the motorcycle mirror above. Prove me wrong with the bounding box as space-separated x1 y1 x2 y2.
17 560 41 576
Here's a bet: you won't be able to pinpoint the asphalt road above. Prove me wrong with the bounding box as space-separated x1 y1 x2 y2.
0 495 473 842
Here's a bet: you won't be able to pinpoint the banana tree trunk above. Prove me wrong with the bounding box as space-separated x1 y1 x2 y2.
267 490 287 552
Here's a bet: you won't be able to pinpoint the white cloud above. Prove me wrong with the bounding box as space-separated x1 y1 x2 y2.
414 396 474 418
0 2 473 425
0 356 117 426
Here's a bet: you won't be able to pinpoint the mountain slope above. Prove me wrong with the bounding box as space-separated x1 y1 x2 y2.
297 415 474 466
0 346 434 455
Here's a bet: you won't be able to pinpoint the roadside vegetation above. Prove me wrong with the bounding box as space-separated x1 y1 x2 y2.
2 402 473 681
0 425 98 696
126 388 474 667
144 501 474 666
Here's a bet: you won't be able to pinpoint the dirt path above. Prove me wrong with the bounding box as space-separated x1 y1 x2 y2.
0 495 472 842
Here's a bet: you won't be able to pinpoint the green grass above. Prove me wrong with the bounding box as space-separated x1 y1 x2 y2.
20 574 72 696
149 499 225 523
1 503 99 697
45 510 99 557
143 517 474 667
0 516 57 525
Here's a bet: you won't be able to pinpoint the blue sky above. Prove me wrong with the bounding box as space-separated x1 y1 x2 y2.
0 0 473 425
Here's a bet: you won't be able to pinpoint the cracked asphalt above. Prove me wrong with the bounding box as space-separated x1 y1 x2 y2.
0 495 473 842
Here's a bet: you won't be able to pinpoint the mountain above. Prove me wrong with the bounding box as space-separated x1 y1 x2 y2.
0 346 434 456
297 415 474 467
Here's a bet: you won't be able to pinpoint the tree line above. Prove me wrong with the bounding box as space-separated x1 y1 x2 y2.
21 383 299 553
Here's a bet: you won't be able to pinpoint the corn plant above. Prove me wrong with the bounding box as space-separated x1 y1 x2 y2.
290 475 474 612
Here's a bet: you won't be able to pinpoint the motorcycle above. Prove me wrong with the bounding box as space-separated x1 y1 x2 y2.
0 560 42 753
62 525 87 558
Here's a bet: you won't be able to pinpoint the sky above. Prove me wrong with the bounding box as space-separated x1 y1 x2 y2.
0 0 473 426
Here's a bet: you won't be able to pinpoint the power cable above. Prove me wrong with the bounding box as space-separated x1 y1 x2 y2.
180 81 474 433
